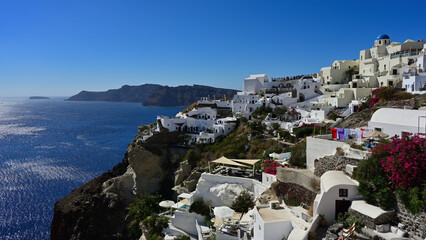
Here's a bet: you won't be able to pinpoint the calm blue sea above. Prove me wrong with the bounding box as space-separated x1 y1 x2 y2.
0 97 182 240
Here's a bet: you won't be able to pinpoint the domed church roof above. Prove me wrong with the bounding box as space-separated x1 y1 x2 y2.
376 34 390 40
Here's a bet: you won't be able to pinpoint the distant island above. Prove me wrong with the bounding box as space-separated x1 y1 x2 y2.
67 84 238 107
29 96 50 100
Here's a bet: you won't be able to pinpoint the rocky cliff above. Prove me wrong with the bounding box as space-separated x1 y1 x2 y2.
67 84 238 107
51 130 191 239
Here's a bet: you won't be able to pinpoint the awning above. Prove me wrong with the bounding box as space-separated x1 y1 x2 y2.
231 159 261 166
211 156 246 167
178 193 193 199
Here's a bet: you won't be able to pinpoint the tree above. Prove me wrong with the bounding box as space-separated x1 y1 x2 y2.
189 198 210 216
271 122 280 131
289 141 306 168
232 190 254 213
127 194 162 238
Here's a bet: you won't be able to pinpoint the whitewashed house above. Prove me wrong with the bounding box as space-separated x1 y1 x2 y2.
403 44 426 93
253 202 309 240
231 94 262 117
243 74 270 95
187 107 217 120
313 171 361 225
368 108 426 137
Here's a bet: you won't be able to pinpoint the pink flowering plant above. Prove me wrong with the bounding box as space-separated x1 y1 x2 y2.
263 159 280 175
353 133 426 212
357 87 397 112
377 133 426 190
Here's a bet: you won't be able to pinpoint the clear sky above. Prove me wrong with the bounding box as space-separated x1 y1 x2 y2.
1 0 425 97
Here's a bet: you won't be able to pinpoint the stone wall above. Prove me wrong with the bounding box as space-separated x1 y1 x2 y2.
275 181 317 207
314 153 360 177
395 198 426 239
276 167 320 193
348 207 394 229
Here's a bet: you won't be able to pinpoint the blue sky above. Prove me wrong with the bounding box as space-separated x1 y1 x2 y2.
1 0 425 97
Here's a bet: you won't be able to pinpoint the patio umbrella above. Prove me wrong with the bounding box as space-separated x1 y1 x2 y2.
214 206 235 219
159 200 175 208
364 131 389 138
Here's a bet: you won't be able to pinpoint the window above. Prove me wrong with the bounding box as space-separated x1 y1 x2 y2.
379 40 381 44
384 64 386 70
374 127 382 132
339 189 348 197
401 131 410 136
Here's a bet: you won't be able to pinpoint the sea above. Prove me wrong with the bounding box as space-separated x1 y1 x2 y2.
0 97 183 239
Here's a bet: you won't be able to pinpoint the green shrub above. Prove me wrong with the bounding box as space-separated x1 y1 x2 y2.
189 198 210 216
289 140 306 168
174 235 190 240
273 106 287 119
337 213 364 230
143 214 169 238
185 149 200 167
353 153 395 210
396 185 426 213
271 122 280 130
127 194 162 239
232 190 254 213
251 106 272 119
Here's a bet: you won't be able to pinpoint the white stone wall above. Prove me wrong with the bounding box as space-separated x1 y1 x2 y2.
172 211 205 236
193 173 266 207
261 172 277 188
368 121 426 137
306 136 347 171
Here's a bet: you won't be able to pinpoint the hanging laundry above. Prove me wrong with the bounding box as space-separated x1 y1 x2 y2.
344 129 349 139
337 128 345 140
331 128 337 139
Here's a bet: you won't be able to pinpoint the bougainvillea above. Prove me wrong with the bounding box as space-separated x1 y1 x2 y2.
263 159 280 175
357 87 397 112
376 134 426 189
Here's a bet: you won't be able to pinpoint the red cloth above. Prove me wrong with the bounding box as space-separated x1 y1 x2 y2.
331 128 337 139
360 128 365 138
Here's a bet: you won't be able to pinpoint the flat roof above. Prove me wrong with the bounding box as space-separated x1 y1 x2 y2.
351 200 392 219
256 204 310 230
258 206 291 223
178 193 193 199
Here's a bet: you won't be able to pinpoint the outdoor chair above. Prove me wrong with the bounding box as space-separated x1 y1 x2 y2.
340 222 356 240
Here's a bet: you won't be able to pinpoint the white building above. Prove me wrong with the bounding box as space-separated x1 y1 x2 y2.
187 107 217 120
357 34 426 88
212 117 237 136
253 202 310 240
157 116 214 133
231 94 262 117
243 74 270 95
319 60 359 85
313 171 361 225
403 44 426 92
368 108 426 137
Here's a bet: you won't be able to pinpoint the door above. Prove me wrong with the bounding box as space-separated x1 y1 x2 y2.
335 200 351 219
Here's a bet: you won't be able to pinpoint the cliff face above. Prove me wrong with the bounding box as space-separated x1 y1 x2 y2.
51 131 191 239
67 84 162 103
50 155 130 240
142 85 238 107
67 84 238 107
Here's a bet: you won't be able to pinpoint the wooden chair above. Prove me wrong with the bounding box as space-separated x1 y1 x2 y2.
341 222 356 240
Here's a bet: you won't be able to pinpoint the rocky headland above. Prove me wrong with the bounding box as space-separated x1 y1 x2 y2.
67 84 238 107
51 128 193 239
